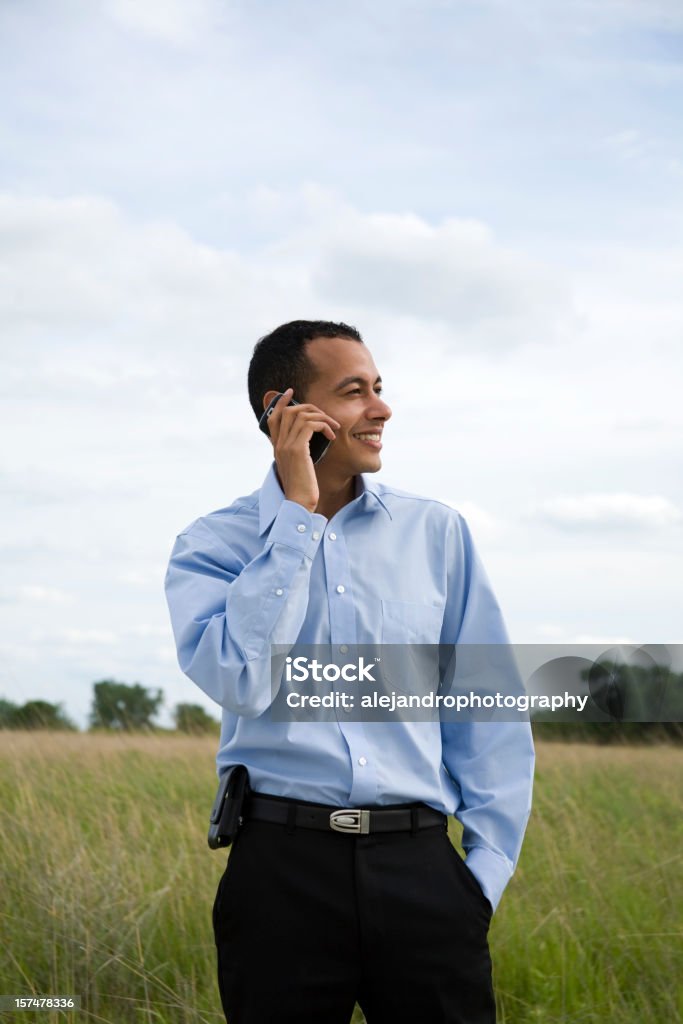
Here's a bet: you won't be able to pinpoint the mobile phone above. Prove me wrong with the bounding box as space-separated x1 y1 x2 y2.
258 393 333 465
208 764 251 849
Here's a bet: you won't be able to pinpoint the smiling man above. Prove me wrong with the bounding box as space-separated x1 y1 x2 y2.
257 330 390 520
164 319 535 1024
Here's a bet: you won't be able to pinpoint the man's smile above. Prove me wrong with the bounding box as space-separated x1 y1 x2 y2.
352 431 383 449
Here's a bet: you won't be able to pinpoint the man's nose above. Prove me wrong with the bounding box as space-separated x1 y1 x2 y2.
375 397 392 421
367 393 392 421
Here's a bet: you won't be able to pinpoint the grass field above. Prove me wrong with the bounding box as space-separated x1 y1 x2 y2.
0 733 681 1023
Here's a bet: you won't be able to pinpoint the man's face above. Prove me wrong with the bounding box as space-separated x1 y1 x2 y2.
302 336 392 476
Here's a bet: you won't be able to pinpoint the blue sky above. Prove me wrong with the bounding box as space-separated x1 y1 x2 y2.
1 0 681 727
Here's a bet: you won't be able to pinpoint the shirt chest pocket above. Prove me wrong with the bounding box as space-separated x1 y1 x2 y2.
381 599 444 644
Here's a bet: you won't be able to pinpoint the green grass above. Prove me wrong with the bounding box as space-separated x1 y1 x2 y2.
0 733 681 1023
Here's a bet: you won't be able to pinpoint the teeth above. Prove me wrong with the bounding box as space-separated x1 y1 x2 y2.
354 434 380 441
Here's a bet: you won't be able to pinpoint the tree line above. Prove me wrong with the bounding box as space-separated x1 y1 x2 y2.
1 664 681 742
533 658 682 744
0 679 219 734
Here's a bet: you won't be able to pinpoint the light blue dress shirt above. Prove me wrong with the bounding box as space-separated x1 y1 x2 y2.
164 463 534 911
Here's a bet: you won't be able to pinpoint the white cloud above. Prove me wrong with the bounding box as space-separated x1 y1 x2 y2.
571 634 637 645
115 571 158 587
528 625 638 645
438 500 509 546
309 209 572 346
57 628 118 646
0 193 256 344
533 493 681 530
126 624 172 639
534 624 567 639
155 646 180 664
104 0 216 44
480 0 683 39
0 188 576 394
0 468 104 504
16 585 73 605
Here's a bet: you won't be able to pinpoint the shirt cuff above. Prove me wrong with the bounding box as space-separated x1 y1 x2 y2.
465 845 513 914
267 500 327 557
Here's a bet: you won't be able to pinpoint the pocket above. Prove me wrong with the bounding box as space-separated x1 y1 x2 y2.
443 834 493 919
212 839 244 942
212 866 228 939
381 599 443 644
460 859 492 916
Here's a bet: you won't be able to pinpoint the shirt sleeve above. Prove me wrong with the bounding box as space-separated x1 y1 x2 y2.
164 500 326 717
439 513 535 913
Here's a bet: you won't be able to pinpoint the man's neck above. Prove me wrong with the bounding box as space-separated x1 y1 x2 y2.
314 474 357 521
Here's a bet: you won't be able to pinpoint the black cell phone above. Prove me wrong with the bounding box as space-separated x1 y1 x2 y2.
208 764 251 849
258 393 332 465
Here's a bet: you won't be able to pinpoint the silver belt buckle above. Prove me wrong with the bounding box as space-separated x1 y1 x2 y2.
329 809 370 834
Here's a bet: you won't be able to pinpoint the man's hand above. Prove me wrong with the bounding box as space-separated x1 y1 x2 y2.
266 388 340 513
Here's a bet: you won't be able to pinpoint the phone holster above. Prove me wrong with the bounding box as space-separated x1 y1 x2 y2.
208 764 251 849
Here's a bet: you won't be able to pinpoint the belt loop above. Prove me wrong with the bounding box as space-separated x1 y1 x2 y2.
286 802 297 835
410 807 419 836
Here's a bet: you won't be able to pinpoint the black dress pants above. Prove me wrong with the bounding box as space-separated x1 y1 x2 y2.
212 799 495 1024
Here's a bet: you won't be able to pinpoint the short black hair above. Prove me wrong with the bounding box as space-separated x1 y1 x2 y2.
247 319 364 421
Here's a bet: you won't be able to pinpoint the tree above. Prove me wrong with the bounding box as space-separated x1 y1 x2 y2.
0 698 19 728
174 702 220 735
15 700 76 730
0 697 76 730
90 679 163 731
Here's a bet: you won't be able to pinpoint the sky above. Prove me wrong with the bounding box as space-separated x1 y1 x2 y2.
1 0 682 729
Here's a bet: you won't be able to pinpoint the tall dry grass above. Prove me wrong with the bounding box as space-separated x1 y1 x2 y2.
0 733 681 1023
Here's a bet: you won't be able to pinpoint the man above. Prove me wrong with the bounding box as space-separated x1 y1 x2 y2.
164 320 535 1024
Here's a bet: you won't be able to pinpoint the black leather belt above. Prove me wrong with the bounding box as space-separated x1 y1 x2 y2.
247 793 446 835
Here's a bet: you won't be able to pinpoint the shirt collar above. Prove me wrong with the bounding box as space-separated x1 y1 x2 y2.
258 462 392 536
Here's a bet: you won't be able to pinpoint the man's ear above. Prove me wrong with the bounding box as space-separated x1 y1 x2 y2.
262 389 282 412
261 390 284 446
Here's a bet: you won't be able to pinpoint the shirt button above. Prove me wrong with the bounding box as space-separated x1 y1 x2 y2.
297 524 306 533
312 531 320 540
336 584 345 594
358 756 368 767
339 644 348 653
275 588 284 596
329 532 337 541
